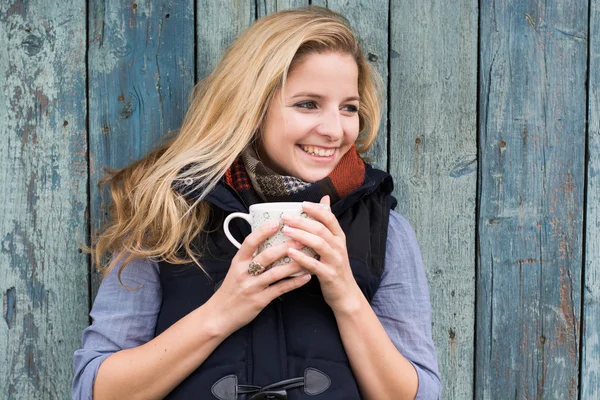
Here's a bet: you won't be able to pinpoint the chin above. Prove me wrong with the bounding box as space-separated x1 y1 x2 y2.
297 170 331 182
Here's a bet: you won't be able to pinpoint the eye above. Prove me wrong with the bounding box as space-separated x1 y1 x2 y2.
342 104 359 113
295 101 318 110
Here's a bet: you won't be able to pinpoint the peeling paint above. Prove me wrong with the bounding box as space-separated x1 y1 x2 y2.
556 266 579 363
1 1 89 397
3 287 16 328
3 0 26 20
22 313 40 388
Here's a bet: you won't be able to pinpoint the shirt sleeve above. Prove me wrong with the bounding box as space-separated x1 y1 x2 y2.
371 211 442 400
72 257 161 400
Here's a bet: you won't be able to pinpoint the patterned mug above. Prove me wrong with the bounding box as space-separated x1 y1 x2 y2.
223 202 327 275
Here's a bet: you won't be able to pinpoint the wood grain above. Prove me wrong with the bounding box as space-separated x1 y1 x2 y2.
477 1 587 398
196 0 254 80
88 0 194 297
1 0 597 398
582 0 600 398
313 0 389 169
256 0 308 17
0 1 88 398
389 1 478 398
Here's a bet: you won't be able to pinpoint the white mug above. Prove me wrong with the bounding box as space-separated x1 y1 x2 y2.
223 202 326 273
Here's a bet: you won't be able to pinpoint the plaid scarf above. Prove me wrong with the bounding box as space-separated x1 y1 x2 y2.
225 145 366 206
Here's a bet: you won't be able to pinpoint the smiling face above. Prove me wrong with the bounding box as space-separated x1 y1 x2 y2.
259 52 360 182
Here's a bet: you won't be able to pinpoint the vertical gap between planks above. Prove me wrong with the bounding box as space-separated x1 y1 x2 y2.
386 0 391 173
194 0 198 83
85 0 93 322
473 0 482 397
578 0 593 398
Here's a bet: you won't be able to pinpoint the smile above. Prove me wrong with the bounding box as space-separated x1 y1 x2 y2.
300 145 336 157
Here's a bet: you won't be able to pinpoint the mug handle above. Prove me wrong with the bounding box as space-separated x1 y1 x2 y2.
223 212 252 249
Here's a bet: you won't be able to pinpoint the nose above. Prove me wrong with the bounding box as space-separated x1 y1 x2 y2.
315 109 344 141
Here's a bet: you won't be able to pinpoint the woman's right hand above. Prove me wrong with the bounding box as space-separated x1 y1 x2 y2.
206 220 312 335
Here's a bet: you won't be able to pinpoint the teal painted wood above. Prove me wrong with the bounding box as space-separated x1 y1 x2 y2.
257 0 308 17
312 0 388 169
582 1 600 397
0 1 88 398
88 0 194 297
389 1 478 399
477 2 587 399
196 0 255 80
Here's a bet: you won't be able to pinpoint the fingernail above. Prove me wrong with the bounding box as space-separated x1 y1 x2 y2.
269 221 279 229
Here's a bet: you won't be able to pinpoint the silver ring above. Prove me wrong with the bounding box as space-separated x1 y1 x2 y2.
248 261 264 276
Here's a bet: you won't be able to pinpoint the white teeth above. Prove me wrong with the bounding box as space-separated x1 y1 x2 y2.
301 145 335 157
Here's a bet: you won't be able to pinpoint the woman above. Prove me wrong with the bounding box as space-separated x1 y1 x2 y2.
73 6 441 400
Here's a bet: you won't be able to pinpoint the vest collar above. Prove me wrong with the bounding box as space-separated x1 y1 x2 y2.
203 164 396 216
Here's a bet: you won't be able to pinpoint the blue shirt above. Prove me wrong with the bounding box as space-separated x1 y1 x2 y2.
72 211 441 399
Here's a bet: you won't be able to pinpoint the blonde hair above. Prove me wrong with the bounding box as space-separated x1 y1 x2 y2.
93 6 383 278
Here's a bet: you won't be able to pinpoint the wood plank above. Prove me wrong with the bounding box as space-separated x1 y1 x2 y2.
88 0 195 298
312 0 388 169
257 0 308 17
196 0 255 80
582 0 600 397
0 1 88 398
477 1 587 399
389 1 478 398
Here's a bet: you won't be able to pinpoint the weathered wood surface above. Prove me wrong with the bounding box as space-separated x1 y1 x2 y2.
257 0 308 17
88 0 194 297
477 1 587 399
2 1 599 398
0 1 88 398
389 1 478 399
313 0 388 169
196 0 254 80
582 0 600 398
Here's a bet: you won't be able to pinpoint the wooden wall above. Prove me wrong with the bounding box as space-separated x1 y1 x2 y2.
0 0 597 399
1 0 89 397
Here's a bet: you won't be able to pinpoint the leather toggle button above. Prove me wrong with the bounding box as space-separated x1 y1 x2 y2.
211 375 238 400
304 368 331 395
250 389 288 399
212 369 330 399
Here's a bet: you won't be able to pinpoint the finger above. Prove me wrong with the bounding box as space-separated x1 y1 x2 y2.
282 225 334 257
263 272 312 300
287 247 323 275
256 261 307 285
236 221 280 260
301 201 344 237
320 195 331 206
253 240 304 267
281 213 334 242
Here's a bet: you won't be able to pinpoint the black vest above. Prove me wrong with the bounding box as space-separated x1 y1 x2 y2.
155 166 396 399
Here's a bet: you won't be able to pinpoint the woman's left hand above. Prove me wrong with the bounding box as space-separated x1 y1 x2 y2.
281 195 362 314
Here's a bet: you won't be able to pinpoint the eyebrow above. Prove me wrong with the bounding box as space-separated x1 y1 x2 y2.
290 92 360 102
